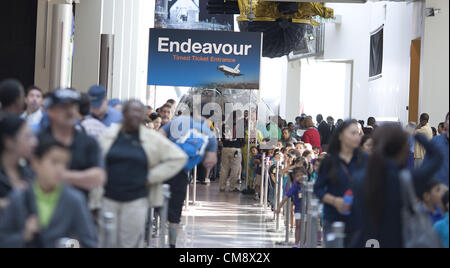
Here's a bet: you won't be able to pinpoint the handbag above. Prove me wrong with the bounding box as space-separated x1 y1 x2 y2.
399 169 443 248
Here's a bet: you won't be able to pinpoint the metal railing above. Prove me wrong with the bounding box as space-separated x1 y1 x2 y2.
159 184 171 248
296 180 323 248
259 153 266 207
275 161 282 231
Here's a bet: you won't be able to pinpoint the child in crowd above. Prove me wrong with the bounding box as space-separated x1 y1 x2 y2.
302 150 314 177
318 152 327 160
276 167 307 248
434 191 449 248
276 141 283 149
250 146 263 200
419 179 446 224
304 143 313 153
312 147 320 159
268 152 283 210
280 148 289 166
295 142 306 156
285 143 295 150
0 136 97 248
310 158 322 183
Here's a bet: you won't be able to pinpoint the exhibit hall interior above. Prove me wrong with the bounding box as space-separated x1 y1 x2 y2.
0 0 448 251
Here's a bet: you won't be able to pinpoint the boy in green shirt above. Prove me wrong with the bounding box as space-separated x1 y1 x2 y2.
0 135 97 248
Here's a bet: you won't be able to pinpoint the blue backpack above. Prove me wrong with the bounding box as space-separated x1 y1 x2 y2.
175 128 210 171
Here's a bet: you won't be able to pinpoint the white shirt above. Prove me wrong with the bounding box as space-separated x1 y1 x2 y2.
296 129 306 138
79 117 107 139
21 109 43 126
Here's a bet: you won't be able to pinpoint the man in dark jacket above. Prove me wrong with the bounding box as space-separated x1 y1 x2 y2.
317 114 331 151
327 116 336 136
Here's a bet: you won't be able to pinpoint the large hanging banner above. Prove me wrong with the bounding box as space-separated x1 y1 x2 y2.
147 28 262 89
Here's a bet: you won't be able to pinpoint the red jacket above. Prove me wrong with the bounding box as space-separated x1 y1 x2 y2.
302 128 322 153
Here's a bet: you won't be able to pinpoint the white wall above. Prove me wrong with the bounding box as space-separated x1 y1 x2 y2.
298 60 353 122
99 0 154 101
261 56 286 117
69 0 154 98
281 59 300 122
320 1 424 125
421 0 449 128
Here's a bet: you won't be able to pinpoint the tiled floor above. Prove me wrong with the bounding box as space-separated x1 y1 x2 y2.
177 181 294 248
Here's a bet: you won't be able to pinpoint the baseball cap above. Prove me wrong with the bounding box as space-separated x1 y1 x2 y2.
44 88 81 108
88 85 107 108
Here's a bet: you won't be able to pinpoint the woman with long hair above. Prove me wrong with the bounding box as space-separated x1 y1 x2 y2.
313 119 367 248
0 114 37 201
352 124 443 248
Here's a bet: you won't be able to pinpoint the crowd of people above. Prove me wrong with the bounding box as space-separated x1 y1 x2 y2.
0 79 216 248
0 77 449 248
238 112 449 248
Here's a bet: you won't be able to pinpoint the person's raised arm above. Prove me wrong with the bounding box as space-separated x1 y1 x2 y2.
62 139 106 191
313 157 348 215
412 134 444 190
276 196 289 215
62 168 106 191
147 132 188 185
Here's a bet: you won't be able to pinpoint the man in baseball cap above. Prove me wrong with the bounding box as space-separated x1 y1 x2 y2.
43 88 81 129
39 88 106 200
88 85 122 127
45 88 80 108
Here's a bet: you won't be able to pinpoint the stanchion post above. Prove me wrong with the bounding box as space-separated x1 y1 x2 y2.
245 93 251 191
159 185 171 248
311 199 320 248
147 208 155 248
332 222 346 249
305 182 314 247
260 152 266 207
306 199 320 248
154 212 160 237
284 179 292 245
263 157 270 211
273 161 279 221
101 212 115 248
300 179 309 246
275 161 282 231
193 166 197 206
